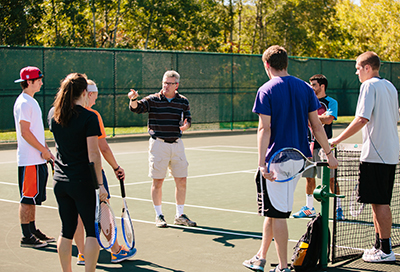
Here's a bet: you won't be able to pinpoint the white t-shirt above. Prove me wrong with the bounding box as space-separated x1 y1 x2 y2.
355 77 399 164
13 92 46 166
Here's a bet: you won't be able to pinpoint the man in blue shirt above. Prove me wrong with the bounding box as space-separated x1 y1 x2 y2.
243 46 338 272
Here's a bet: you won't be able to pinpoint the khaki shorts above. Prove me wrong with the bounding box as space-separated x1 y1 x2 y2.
148 137 188 179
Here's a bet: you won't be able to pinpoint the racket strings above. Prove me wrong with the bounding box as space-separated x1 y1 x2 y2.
99 202 117 248
270 149 306 180
122 211 134 248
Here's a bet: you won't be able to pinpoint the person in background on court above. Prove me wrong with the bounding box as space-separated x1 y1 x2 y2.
243 46 338 272
48 73 107 272
127 70 196 228
73 79 137 265
293 74 344 220
330 51 399 263
13 66 55 248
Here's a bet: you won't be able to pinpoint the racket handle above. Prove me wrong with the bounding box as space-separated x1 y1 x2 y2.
88 162 99 189
118 176 126 198
316 162 329 167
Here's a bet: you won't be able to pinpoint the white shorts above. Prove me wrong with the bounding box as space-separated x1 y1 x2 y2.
148 137 188 179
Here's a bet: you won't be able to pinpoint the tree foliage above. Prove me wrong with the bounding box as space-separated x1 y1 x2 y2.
1 0 400 61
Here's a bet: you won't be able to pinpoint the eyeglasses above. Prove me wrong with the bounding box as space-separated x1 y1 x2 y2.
163 82 177 86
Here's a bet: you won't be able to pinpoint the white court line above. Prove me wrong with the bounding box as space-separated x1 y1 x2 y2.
0 180 258 215
112 145 257 156
0 161 17 164
0 197 264 240
188 148 257 154
108 169 257 187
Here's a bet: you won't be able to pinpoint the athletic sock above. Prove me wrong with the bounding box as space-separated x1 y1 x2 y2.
374 233 380 249
154 205 163 217
21 223 31 238
29 221 37 233
380 238 392 254
306 194 314 209
176 205 184 217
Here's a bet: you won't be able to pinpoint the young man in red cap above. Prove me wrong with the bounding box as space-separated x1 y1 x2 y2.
13 66 55 248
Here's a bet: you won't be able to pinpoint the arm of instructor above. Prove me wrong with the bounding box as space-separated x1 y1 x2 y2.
87 136 107 201
309 110 338 169
128 89 139 109
20 120 52 161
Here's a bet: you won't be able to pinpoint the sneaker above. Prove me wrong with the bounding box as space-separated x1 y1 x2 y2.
293 206 316 218
336 207 345 221
362 249 396 263
362 247 378 259
174 214 197 227
20 235 48 248
33 229 56 243
111 246 137 263
76 253 85 265
269 265 291 272
243 255 266 271
156 214 167 228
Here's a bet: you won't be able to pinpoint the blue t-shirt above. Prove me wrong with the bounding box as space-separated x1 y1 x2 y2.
252 76 320 162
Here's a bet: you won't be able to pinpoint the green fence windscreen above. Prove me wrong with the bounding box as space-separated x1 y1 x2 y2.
1 46 399 133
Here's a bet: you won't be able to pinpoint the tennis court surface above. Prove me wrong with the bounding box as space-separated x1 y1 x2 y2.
0 127 399 271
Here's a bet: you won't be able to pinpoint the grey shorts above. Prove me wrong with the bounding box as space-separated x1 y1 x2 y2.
148 137 188 179
302 148 334 179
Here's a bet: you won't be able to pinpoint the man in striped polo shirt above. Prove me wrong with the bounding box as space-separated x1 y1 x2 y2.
128 70 196 228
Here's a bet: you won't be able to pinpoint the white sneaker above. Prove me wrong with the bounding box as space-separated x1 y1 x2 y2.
362 247 378 257
362 249 396 263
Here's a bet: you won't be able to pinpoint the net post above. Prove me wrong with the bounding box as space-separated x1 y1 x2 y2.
320 165 330 270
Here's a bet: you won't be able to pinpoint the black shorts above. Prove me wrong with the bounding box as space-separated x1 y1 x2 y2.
358 162 396 205
18 164 48 205
255 170 291 218
54 180 96 239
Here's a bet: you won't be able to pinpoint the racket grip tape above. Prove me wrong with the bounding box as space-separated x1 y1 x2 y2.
88 162 99 189
118 176 126 198
316 162 329 167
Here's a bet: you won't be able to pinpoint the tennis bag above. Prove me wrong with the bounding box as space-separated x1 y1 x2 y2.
291 214 323 271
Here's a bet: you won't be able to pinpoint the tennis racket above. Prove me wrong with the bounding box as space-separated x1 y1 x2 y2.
47 159 54 176
267 147 329 182
88 162 117 250
349 183 365 217
118 176 135 249
307 126 315 155
318 101 327 115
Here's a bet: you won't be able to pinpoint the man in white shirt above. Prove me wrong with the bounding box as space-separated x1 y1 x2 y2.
330 52 399 263
13 66 55 248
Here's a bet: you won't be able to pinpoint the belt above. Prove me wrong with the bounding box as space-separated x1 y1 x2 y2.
151 135 178 144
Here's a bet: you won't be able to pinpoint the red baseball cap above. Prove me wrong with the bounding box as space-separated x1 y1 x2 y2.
14 66 43 83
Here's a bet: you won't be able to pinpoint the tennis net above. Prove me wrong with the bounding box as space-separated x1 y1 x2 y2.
332 143 400 263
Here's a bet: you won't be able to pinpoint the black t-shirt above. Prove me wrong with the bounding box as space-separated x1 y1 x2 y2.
48 105 101 183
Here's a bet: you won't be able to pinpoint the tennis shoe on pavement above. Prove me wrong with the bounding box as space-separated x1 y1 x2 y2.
269 265 291 272
243 255 266 271
20 235 48 248
111 246 137 263
76 253 85 265
33 229 56 243
336 207 345 221
362 247 378 258
156 214 167 228
174 214 197 227
293 206 316 218
362 249 396 263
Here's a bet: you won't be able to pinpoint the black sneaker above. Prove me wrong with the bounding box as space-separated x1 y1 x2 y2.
21 235 48 248
33 229 56 243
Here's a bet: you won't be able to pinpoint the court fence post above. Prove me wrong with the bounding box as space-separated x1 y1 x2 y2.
320 166 330 270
